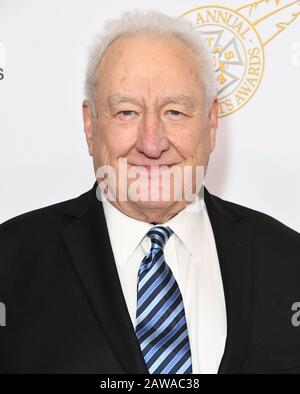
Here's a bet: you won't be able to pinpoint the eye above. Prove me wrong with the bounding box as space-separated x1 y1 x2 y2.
116 110 137 119
167 110 184 118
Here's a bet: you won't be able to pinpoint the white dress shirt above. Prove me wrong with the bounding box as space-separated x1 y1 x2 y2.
100 186 227 374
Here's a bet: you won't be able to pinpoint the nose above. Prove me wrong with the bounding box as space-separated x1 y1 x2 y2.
135 112 170 159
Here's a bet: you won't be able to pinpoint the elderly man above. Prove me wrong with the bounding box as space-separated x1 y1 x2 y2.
0 9 299 374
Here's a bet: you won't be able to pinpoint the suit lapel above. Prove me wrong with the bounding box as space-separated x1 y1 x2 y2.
204 187 254 374
61 181 148 374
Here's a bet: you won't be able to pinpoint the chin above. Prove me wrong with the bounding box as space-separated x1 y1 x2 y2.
130 194 185 215
133 199 174 208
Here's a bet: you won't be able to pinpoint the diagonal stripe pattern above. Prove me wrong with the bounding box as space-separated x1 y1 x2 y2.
135 225 192 374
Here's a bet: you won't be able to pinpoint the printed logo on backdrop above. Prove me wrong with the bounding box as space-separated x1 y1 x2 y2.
181 0 300 117
0 42 6 80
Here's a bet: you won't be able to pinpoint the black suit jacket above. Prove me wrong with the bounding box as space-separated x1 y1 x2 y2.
0 181 300 374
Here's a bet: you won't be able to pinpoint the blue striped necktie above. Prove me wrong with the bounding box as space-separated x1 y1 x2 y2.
135 225 193 374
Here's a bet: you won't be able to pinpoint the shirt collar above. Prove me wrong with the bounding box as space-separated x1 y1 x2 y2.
163 185 205 264
100 192 152 269
100 185 206 268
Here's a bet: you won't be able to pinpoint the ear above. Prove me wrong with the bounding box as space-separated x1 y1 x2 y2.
208 98 219 153
82 100 94 157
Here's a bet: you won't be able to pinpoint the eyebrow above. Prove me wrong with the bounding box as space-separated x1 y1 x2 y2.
106 94 197 111
161 95 197 111
106 94 140 109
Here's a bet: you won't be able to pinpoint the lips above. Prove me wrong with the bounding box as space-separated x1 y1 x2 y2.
143 164 174 169
130 163 177 168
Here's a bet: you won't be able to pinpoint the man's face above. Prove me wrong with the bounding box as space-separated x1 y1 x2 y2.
83 34 219 223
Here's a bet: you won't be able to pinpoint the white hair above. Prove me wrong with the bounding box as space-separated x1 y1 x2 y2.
84 9 218 115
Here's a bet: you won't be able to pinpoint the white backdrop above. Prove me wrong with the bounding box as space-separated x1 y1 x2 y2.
0 0 299 231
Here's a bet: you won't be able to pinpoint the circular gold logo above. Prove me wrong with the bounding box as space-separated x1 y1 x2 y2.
181 6 265 117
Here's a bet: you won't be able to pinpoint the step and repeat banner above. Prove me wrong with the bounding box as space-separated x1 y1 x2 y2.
0 0 299 230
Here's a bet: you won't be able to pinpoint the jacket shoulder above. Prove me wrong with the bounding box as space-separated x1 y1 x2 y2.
212 193 299 239
0 188 90 240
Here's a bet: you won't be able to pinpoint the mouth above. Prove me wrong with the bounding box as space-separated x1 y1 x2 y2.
129 163 179 169
143 164 176 169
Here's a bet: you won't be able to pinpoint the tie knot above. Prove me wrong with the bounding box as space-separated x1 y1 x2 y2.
146 226 173 250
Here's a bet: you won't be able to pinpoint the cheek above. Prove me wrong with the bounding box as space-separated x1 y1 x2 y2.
94 123 137 160
167 122 207 158
174 127 210 163
172 135 195 158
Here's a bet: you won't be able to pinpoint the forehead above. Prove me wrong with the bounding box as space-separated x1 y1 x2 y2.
95 34 201 93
